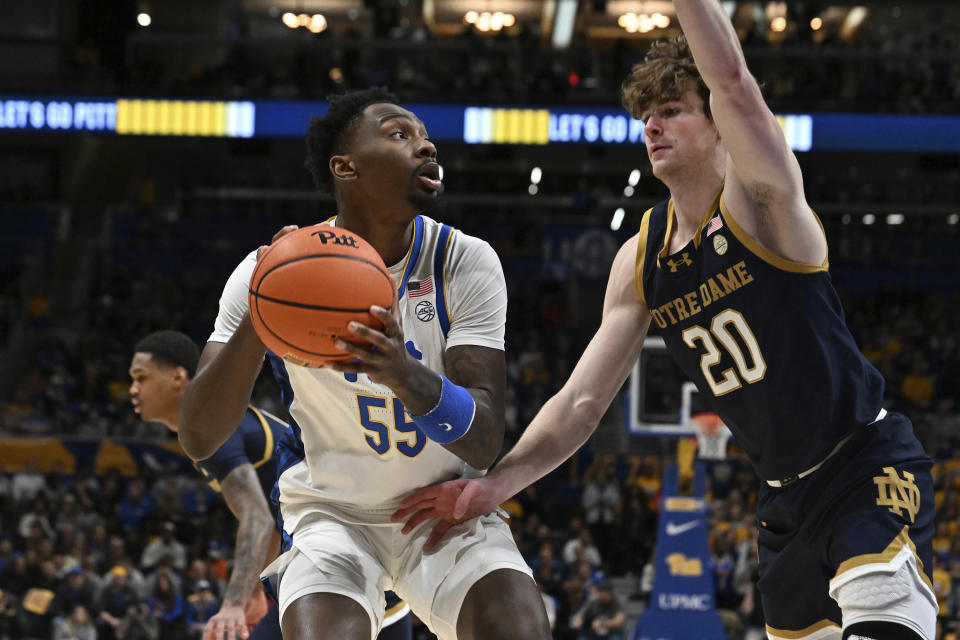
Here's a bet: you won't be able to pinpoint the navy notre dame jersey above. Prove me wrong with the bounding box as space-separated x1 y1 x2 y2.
636 191 885 481
195 406 288 521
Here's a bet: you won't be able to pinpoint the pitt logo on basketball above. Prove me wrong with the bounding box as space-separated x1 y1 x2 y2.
650 260 755 329
874 467 921 524
312 230 360 248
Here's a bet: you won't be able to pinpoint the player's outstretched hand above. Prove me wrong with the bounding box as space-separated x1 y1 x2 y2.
391 477 501 551
203 603 249 640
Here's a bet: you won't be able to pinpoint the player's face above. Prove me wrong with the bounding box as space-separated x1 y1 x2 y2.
640 89 719 179
346 103 442 216
128 353 183 431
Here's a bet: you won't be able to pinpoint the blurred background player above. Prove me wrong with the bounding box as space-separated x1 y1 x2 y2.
393 1 937 639
178 87 551 640
129 329 413 640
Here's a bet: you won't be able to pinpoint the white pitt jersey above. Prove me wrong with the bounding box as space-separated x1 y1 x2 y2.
209 215 507 529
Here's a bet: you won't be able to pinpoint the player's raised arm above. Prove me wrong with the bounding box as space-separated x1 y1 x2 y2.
672 0 825 265
393 235 651 544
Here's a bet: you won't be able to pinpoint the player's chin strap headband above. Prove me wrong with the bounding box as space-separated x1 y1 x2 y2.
766 408 888 487
411 375 476 444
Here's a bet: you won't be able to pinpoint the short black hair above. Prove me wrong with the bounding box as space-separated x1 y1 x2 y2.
134 331 200 378
304 87 401 193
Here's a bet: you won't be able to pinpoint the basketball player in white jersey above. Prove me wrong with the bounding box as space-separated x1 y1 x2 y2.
178 87 550 640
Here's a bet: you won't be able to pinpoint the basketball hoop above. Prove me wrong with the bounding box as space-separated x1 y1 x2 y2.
691 412 731 461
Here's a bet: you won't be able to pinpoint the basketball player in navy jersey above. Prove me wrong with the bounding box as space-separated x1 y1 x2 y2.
393 3 937 639
129 330 413 640
179 88 550 640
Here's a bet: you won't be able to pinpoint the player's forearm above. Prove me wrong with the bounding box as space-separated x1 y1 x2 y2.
490 390 604 498
390 358 443 417
393 364 502 469
222 510 275 606
438 390 503 470
672 0 748 89
399 344 507 469
180 316 266 460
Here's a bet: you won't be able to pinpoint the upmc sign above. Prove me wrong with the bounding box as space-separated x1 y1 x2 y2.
632 463 727 640
656 593 711 611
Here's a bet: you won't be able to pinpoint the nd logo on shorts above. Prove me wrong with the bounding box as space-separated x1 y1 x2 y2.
415 300 436 322
874 467 921 523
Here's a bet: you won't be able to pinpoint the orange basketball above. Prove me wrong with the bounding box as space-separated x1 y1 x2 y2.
248 225 393 367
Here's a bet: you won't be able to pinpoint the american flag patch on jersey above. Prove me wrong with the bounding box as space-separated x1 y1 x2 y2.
706 215 724 236
408 276 434 297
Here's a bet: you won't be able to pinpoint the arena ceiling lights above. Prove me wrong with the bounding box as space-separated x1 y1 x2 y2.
422 0 541 37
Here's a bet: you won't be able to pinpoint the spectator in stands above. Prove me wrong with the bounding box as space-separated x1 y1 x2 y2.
738 564 766 640
1 553 30 597
183 559 218 598
96 565 140 640
116 602 158 640
934 555 952 623
570 582 625 640
535 576 557 633
55 567 98 618
53 604 96 640
17 495 54 540
140 522 186 572
18 580 58 640
581 462 622 556
184 580 219 638
529 540 566 594
144 572 184 637
116 479 155 532
0 587 19 640
557 572 588 640
95 536 131 577
563 528 603 569
712 528 741 632
178 476 216 517
946 560 960 630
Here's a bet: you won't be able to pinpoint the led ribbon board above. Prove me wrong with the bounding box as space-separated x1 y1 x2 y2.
0 97 255 137
4 95 960 154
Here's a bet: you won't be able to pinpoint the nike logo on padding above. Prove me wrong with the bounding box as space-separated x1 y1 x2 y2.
439 423 453 431
665 521 699 536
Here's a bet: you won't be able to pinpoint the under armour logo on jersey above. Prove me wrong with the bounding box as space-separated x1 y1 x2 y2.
666 252 693 272
874 467 921 523
311 230 359 248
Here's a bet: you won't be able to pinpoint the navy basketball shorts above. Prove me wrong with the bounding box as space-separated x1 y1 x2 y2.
756 411 936 640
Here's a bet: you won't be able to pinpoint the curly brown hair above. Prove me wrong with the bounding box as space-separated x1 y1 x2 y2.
621 35 711 121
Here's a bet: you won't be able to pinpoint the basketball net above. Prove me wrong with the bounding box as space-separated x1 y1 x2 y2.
691 412 731 461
